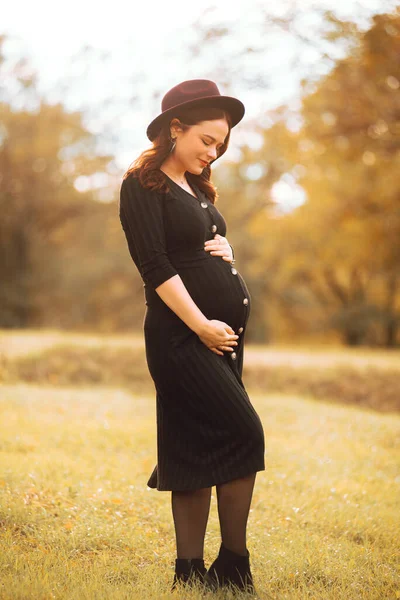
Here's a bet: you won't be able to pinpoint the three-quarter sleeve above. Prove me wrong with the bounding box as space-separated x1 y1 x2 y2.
119 174 179 290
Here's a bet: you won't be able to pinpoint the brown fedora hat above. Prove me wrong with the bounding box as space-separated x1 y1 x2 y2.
146 79 245 142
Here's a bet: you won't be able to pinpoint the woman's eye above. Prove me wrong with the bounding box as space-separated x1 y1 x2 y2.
202 140 210 146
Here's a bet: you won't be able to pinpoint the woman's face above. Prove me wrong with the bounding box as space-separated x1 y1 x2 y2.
172 119 230 174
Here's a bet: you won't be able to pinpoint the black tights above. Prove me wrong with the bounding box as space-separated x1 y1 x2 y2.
171 472 257 559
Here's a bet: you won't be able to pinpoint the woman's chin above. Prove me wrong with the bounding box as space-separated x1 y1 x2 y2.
187 164 205 174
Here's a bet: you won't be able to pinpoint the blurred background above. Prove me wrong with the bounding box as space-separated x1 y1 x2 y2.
1 0 399 347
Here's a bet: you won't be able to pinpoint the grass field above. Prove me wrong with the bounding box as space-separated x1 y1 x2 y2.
0 330 399 599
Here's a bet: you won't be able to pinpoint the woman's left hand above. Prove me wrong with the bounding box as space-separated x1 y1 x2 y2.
204 234 233 262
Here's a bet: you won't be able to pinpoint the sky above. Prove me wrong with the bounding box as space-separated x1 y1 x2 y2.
2 0 395 211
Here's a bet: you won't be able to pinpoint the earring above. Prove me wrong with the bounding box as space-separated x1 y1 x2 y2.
169 136 177 154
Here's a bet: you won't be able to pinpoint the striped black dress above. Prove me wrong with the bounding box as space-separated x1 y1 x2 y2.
119 171 265 491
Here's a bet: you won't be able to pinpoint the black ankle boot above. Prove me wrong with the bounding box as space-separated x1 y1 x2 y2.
171 557 207 591
204 542 259 596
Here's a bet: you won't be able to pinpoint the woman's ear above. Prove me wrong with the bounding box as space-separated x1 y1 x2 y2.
169 118 182 138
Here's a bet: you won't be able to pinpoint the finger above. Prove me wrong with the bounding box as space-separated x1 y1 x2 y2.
225 326 237 336
205 245 223 252
210 247 231 257
214 234 227 243
220 338 238 346
210 250 226 255
211 347 224 356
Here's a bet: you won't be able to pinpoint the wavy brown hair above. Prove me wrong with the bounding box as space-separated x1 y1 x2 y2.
123 106 232 205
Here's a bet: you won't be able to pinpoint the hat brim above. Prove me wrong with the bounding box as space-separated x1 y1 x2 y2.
146 95 245 142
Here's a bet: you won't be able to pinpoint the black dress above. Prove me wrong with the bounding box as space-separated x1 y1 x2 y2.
119 171 265 491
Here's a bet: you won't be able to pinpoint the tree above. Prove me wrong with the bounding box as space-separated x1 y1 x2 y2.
0 36 113 327
279 10 400 346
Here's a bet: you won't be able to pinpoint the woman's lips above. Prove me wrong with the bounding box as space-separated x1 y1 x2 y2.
199 159 208 167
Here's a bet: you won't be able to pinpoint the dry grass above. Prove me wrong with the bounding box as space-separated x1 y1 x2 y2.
0 329 144 358
1 329 399 368
1 340 399 413
0 330 399 599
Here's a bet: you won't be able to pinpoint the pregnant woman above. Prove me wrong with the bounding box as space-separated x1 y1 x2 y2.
119 79 265 597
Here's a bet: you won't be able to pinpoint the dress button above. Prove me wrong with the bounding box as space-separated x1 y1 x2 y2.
238 327 243 334
230 352 237 360
211 224 217 233
231 268 237 275
201 201 208 208
243 298 249 305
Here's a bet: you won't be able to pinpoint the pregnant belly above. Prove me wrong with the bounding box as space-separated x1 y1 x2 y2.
175 253 251 334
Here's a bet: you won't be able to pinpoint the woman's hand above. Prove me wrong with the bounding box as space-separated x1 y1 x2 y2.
204 234 233 262
197 319 239 356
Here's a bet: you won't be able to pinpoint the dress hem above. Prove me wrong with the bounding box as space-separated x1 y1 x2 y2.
146 461 266 492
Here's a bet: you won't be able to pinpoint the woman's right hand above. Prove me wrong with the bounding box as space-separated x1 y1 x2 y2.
197 319 239 356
